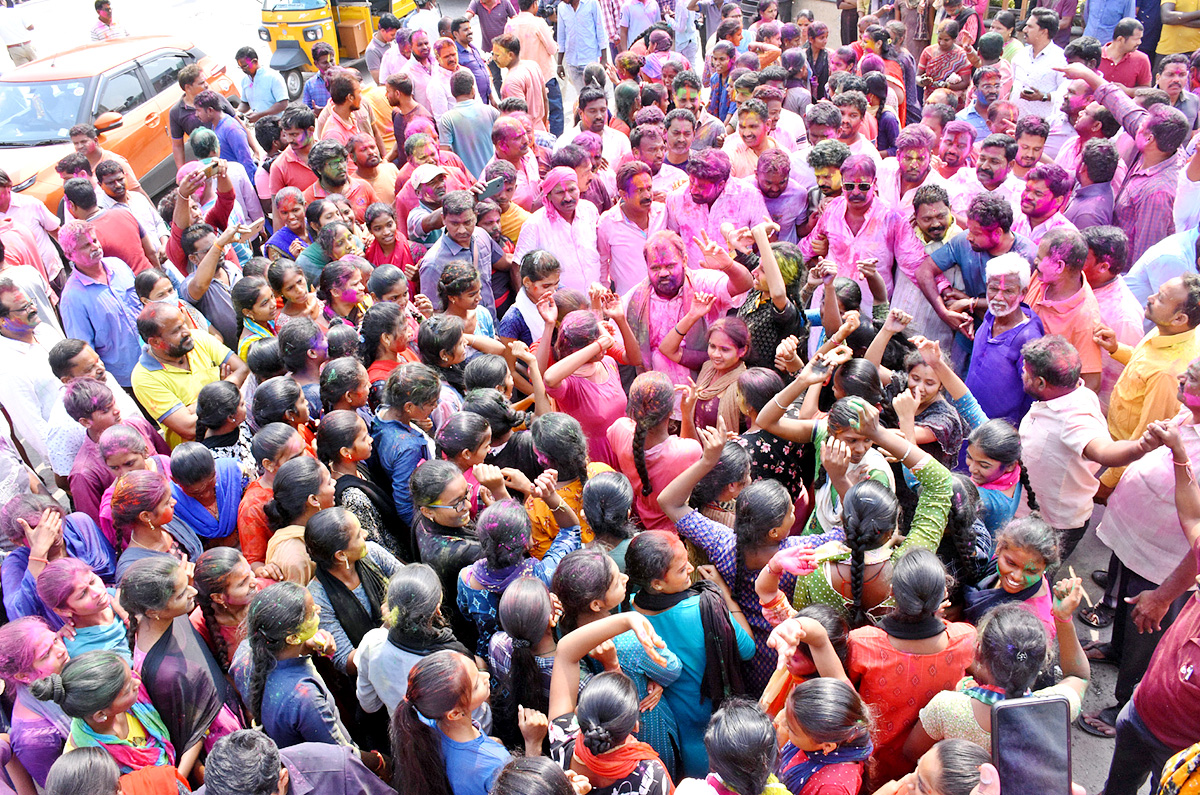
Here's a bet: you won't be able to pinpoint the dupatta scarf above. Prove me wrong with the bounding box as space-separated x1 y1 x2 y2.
170 457 244 541
68 697 175 772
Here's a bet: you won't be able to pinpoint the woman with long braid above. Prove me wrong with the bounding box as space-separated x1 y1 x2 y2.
608 372 702 532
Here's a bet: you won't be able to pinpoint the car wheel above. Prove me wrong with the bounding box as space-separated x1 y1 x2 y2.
284 69 304 101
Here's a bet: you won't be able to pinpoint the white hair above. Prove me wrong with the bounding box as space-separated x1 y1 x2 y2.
985 252 1031 289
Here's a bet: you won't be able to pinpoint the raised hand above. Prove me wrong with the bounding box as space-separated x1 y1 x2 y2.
537 292 558 324
768 545 819 576
697 416 728 464
893 386 920 420
472 463 505 494
1051 576 1085 623
883 307 912 334
600 290 625 320
821 436 853 482
518 705 549 747
500 467 534 495
775 335 801 373
588 638 620 670
18 508 62 556
530 469 561 501
1093 323 1118 354
688 290 717 318
721 222 755 254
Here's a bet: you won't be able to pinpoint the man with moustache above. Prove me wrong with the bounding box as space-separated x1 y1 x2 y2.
623 229 753 392
663 109 696 170
891 184 964 356
631 124 687 194
957 66 1004 138
798 154 926 316
513 167 601 292
799 138 850 238
665 149 768 271
131 302 248 448
347 133 400 205
1055 94 1126 187
0 278 65 463
935 120 976 181
1011 114 1050 180
915 191 1037 342
1013 163 1077 243
723 99 780 178
1156 54 1198 130
598 161 668 295
752 149 808 244
875 125 947 214
947 133 1024 222
489 116 540 210
789 100 842 191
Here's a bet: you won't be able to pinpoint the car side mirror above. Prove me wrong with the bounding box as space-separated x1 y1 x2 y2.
94 111 124 132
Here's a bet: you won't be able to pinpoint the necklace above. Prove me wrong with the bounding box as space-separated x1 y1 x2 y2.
130 527 168 551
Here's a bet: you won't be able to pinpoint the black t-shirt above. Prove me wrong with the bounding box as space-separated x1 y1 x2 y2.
170 93 239 140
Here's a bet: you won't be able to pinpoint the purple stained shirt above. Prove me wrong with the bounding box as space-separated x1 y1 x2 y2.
965 307 1045 429
468 0 519 50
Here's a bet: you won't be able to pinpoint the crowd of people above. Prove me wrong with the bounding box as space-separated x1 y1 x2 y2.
5 0 1200 794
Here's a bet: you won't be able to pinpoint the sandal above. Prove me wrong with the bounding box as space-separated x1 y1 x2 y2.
1078 603 1115 629
1076 707 1119 739
1082 641 1120 666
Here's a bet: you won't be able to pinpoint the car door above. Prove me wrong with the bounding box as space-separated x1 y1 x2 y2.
138 50 195 174
91 64 159 183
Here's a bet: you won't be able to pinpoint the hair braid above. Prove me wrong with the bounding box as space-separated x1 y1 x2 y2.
632 419 652 497
846 522 869 628
1017 459 1038 512
247 636 278 724
197 596 231 671
125 613 139 655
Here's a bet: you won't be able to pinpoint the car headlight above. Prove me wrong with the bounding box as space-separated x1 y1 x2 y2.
303 25 323 41
258 27 270 42
12 175 35 192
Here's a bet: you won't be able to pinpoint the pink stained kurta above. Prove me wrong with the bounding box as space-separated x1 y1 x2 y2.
607 417 703 532
797 194 927 313
665 178 770 271
512 200 602 292
545 356 625 468
1091 277 1147 411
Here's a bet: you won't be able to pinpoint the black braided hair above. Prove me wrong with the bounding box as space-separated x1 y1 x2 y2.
626 372 675 497
840 479 899 628
245 582 309 722
1018 460 1038 512
193 548 245 672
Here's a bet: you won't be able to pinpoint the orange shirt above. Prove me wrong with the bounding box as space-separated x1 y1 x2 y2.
268 145 319 194
303 177 380 223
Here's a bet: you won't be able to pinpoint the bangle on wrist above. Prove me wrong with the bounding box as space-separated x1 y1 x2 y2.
674 325 687 335
28 555 48 564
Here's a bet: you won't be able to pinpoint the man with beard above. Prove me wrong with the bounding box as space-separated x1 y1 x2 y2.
631 124 687 194
57 220 141 389
1013 163 1077 243
798 154 925 315
957 66 1003 139
664 108 696 169
947 133 1024 223
131 301 248 448
790 100 842 191
419 190 499 315
623 229 752 394
935 120 976 181
0 278 65 463
557 87 632 165
1054 94 1126 187
598 160 668 295
753 84 805 152
752 149 808 244
723 99 779 178
1081 226 1143 410
489 116 540 210
799 138 850 238
319 70 384 156
665 149 769 271
1011 114 1049 180
875 125 946 213
395 30 434 111
347 133 400 205
915 191 1038 342
303 139 379 223
832 90 882 163
513 167 601 291
1099 18 1152 94
890 185 964 356
269 105 319 194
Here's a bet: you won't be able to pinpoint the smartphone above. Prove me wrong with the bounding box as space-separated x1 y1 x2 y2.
200 158 219 178
477 176 505 202
991 695 1072 795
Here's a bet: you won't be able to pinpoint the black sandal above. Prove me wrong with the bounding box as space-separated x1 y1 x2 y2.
1078 603 1115 629
1082 640 1120 666
1076 706 1119 738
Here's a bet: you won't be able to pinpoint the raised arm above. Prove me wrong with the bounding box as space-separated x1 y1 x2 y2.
545 332 614 388
865 307 911 378
600 291 642 367
549 612 667 720
658 419 727 523
509 341 552 415
1050 575 1091 700
751 222 789 311
658 291 715 363
755 360 827 443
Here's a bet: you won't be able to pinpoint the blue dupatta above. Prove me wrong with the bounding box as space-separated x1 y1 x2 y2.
170 458 244 540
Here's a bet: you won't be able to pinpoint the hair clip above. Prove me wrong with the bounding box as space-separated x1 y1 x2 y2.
1015 651 1028 661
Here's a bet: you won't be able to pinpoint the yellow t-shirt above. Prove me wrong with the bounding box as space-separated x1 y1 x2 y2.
499 202 530 245
1159 0 1200 54
130 329 233 448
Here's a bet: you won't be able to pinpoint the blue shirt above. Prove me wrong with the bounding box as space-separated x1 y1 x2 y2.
930 230 1038 297
60 257 142 387
438 99 501 180
956 104 990 139
240 67 288 114
455 42 493 104
439 727 511 795
213 114 257 186
1123 226 1200 305
557 0 605 67
230 650 353 748
371 414 431 524
1084 0 1136 41
302 74 331 111
965 306 1044 429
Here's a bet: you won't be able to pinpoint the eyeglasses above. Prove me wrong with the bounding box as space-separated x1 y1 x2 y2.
843 181 874 192
430 495 471 512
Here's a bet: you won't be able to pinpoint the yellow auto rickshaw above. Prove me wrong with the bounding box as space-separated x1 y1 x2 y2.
258 0 418 98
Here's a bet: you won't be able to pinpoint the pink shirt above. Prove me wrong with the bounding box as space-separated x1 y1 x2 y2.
1024 274 1105 377
1054 136 1128 194
721 135 780 178
797 195 927 311
400 57 435 111
545 356 625 467
1011 210 1076 244
947 169 1024 221
874 159 950 216
505 12 558 80
597 201 668 296
501 60 548 129
665 178 769 271
608 416 702 531
1091 277 1147 411
512 199 602 291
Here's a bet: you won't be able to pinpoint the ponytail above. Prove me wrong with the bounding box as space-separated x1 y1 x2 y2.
390 650 473 795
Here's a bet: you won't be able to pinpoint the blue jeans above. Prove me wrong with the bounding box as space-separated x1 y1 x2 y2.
546 76 564 136
1102 701 1182 795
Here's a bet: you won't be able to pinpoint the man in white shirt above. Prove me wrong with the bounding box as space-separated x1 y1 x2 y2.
947 132 1025 223
0 170 62 288
0 279 65 465
1011 7 1067 119
95 161 169 259
556 86 632 165
0 6 35 66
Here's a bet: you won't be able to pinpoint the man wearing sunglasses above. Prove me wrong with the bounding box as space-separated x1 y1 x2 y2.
798 154 926 318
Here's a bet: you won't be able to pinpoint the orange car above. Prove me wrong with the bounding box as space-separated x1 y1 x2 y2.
0 36 241 211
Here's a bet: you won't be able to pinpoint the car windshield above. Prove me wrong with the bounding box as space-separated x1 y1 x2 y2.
262 0 326 10
0 80 88 146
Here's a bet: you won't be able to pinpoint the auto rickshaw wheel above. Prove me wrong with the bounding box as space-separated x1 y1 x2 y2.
284 68 305 101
